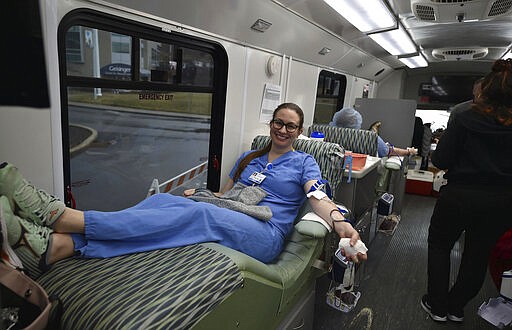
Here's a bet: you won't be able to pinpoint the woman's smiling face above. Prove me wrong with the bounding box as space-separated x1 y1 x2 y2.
269 108 303 150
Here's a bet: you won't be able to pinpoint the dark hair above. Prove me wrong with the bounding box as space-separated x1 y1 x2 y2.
473 59 512 126
232 103 304 181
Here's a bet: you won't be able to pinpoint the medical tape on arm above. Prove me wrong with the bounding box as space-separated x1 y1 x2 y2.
306 179 332 200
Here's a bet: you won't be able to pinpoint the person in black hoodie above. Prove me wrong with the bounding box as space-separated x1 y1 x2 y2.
421 59 512 323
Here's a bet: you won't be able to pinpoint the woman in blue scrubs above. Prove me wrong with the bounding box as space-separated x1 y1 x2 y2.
1 103 364 275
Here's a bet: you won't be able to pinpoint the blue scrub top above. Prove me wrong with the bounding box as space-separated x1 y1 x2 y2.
230 150 322 237
377 136 389 158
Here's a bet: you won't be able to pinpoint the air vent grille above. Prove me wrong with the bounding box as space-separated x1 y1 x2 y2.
473 51 487 59
444 49 477 55
432 47 489 60
489 0 512 16
415 5 436 20
412 0 512 22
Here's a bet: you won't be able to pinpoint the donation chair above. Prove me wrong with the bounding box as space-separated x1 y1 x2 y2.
36 136 346 330
308 124 380 245
308 124 378 156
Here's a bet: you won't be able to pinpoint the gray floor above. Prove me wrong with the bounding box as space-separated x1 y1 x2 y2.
313 193 501 330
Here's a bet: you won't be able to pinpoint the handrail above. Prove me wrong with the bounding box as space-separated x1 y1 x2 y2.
147 161 208 197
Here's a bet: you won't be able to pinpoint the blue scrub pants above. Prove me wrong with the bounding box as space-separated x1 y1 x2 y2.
71 193 283 263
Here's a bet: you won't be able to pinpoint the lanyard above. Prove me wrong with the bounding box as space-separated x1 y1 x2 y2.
343 151 353 183
249 162 273 185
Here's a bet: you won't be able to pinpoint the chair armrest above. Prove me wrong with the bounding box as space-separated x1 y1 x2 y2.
295 220 328 238
294 200 351 239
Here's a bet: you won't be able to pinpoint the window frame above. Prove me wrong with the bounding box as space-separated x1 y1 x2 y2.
65 25 85 63
314 70 347 124
58 9 228 206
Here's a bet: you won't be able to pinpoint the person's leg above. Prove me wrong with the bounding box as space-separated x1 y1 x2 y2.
425 186 465 316
72 193 281 262
447 187 512 315
52 208 85 233
47 233 75 264
1 163 282 262
446 225 500 317
1 195 68 278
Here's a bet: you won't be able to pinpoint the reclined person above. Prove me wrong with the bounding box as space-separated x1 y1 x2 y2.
0 102 367 278
330 107 417 158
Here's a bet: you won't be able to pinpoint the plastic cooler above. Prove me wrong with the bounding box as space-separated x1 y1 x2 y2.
406 170 433 196
432 170 447 197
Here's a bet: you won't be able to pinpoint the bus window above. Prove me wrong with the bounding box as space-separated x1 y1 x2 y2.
60 13 226 211
66 28 133 80
139 40 214 87
314 70 347 124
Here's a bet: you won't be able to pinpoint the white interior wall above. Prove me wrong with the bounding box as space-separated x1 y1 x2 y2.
234 53 332 149
345 76 374 108
218 42 248 188
376 70 406 100
0 107 55 193
220 50 325 186
238 49 283 150
282 61 319 131
0 0 58 196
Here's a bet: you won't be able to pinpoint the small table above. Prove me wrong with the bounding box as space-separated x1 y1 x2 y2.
334 156 381 243
335 156 380 218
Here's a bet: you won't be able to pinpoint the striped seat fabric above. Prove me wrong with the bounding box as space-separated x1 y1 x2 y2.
251 135 344 191
38 245 243 330
308 124 378 156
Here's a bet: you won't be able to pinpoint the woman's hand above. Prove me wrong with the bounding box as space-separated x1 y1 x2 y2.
406 147 418 155
302 180 368 263
183 189 196 197
334 221 368 263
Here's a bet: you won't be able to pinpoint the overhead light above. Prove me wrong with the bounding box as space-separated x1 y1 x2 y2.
503 51 512 60
323 0 419 57
251 19 272 32
399 53 428 68
319 47 331 55
368 24 417 55
323 0 396 33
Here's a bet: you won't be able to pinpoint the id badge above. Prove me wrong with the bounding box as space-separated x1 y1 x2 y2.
248 172 266 185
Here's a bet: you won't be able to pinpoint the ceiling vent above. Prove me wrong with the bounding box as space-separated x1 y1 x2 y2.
432 47 489 60
411 0 512 22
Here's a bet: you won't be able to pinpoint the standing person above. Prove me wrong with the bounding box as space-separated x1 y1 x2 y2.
420 123 432 170
411 117 424 153
421 59 512 323
0 102 366 278
329 107 417 157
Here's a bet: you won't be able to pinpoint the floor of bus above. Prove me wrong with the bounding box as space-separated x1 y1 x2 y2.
313 192 500 330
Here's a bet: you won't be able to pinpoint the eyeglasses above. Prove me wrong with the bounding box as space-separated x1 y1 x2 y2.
270 119 300 133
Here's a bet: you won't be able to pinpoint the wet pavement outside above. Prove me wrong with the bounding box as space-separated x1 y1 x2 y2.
69 124 97 154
